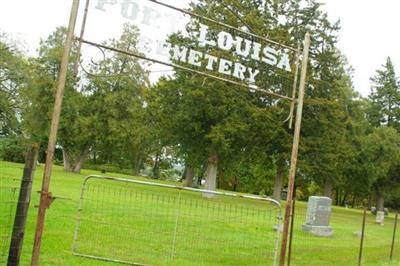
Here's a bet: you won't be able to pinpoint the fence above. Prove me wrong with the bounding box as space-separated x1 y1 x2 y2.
2 159 400 266
72 175 283 266
0 161 21 264
363 211 399 265
0 144 39 266
0 158 81 266
288 199 400 266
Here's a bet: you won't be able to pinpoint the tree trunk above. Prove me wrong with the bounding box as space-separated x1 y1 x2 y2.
341 193 348 206
367 195 372 210
93 149 97 164
133 151 142 176
73 158 84 173
180 166 187 182
203 152 218 198
197 164 206 187
272 162 285 201
62 149 73 172
193 174 199 188
63 147 89 173
232 176 238 192
324 179 333 199
376 190 385 211
351 194 356 208
335 188 340 206
73 147 90 173
152 152 161 179
182 165 195 187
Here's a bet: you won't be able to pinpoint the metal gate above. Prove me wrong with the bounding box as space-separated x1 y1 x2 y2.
72 175 282 266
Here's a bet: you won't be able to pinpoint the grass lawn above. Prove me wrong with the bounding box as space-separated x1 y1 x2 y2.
0 160 399 266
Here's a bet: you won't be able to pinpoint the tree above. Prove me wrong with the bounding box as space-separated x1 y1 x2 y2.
362 127 400 211
21 27 94 172
300 99 346 198
84 24 150 175
336 98 370 206
196 0 359 201
299 51 364 201
0 34 27 137
363 57 400 210
368 57 400 130
22 25 151 174
148 0 359 200
149 75 267 193
0 34 29 162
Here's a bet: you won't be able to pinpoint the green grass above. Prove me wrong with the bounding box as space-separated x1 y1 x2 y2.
0 160 399 265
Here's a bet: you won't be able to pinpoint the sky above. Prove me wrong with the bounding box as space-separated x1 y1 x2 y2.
320 0 400 97
0 0 399 97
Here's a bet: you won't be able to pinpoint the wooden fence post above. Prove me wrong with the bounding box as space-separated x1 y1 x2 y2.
7 143 40 266
31 0 80 265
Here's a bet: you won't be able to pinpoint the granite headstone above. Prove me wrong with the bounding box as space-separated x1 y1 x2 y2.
302 196 334 237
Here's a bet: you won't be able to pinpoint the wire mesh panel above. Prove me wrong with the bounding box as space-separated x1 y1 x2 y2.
73 175 282 266
0 162 21 263
393 214 400 263
363 212 398 266
289 201 400 266
289 202 363 266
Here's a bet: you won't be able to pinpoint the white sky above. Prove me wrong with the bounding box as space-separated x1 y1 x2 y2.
0 0 399 97
320 0 400 97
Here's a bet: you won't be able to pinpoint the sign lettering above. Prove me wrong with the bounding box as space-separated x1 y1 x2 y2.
94 0 294 85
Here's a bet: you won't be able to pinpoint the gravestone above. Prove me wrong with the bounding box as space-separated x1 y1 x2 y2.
302 196 333 237
281 190 288 201
371 206 389 216
273 224 283 232
384 208 389 216
376 211 385 225
352 231 364 238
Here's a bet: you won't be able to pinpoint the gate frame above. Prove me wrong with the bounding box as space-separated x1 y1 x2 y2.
32 1 310 265
72 175 283 265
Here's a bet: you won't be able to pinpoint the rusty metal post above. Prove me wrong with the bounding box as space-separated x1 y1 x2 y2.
287 197 296 266
7 143 39 266
31 1 80 265
390 212 398 260
279 32 310 266
358 209 367 266
288 45 301 129
73 0 91 76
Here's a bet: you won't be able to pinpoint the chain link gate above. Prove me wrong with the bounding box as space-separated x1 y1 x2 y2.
72 175 282 266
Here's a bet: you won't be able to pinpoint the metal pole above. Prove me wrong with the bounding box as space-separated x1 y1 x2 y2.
7 143 39 266
78 38 294 101
287 196 296 266
390 213 398 260
73 0 91 76
31 1 80 265
288 46 301 129
279 32 310 266
358 209 367 266
146 0 298 52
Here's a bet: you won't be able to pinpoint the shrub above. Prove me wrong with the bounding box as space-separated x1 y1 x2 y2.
0 136 27 163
